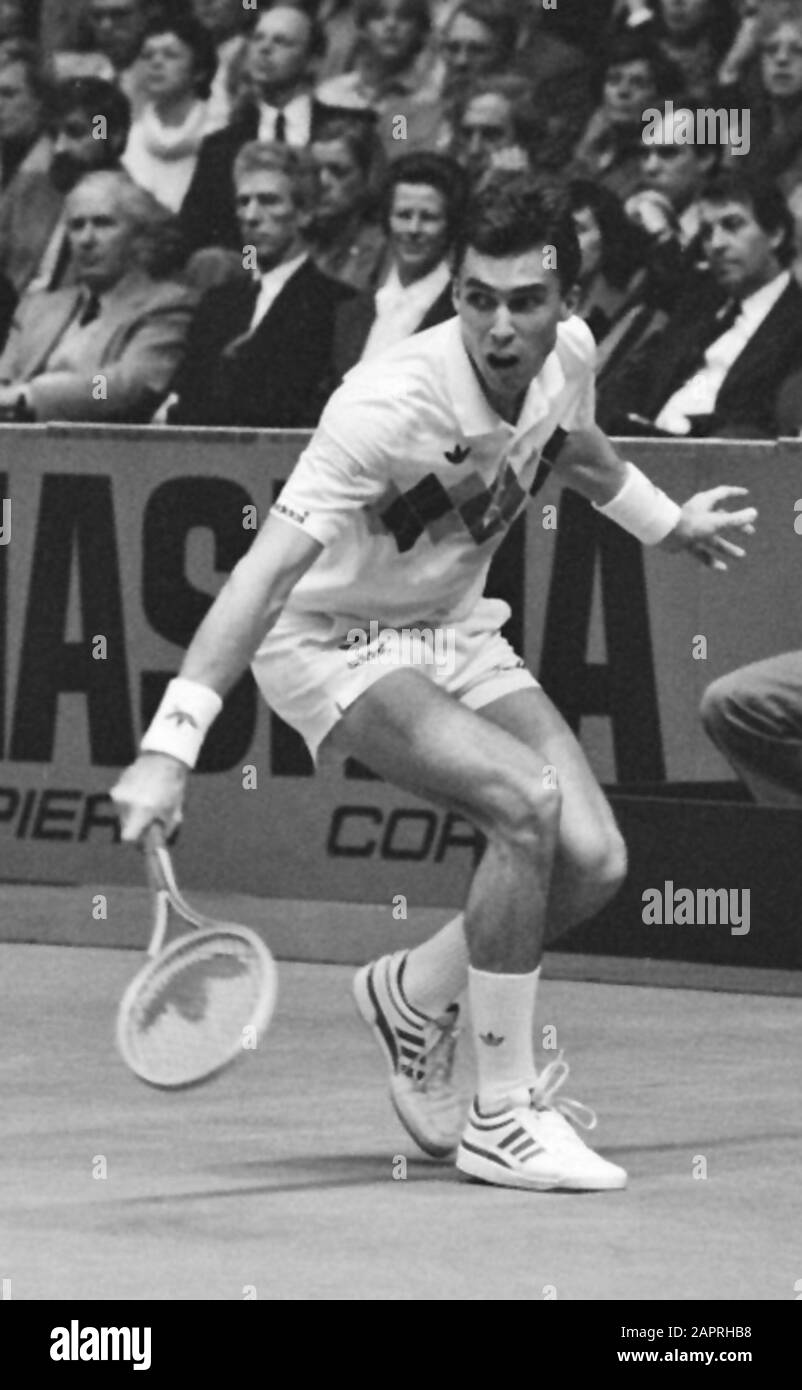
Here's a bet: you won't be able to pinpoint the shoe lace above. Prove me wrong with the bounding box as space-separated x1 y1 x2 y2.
406 1006 460 1093
528 1051 597 1132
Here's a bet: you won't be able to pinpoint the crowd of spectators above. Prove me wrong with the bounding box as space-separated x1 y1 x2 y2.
0 0 800 436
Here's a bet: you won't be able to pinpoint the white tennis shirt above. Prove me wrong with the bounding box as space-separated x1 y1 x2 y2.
270 314 596 628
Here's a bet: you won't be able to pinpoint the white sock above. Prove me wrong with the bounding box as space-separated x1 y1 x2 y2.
401 914 468 1017
469 965 540 1108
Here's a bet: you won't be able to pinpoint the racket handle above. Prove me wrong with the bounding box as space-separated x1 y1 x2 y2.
143 821 172 895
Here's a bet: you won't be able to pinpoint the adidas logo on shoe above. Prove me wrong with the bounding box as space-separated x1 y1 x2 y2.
479 1032 505 1047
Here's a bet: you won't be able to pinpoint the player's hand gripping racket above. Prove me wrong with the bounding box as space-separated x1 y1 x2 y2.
117 823 278 1089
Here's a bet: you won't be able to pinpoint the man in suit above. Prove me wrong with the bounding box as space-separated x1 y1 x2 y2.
179 4 331 257
0 77 132 296
598 170 802 439
0 169 195 421
168 141 354 427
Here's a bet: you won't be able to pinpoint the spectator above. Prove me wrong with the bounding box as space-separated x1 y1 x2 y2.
308 116 387 290
566 179 652 346
597 171 802 438
571 34 681 200
334 150 465 374
281 1 361 83
0 0 25 44
0 169 195 422
738 0 802 196
179 4 330 255
636 98 720 245
53 0 152 113
316 0 445 153
439 0 519 103
190 0 256 130
123 13 218 212
514 0 595 135
168 141 354 426
452 75 540 181
610 0 738 100
0 77 132 295
0 41 54 191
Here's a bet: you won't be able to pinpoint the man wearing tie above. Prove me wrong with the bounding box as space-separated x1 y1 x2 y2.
0 169 195 421
179 4 331 257
598 170 802 438
168 141 355 427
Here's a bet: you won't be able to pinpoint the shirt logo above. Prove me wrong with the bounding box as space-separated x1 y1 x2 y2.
165 708 198 728
444 443 471 465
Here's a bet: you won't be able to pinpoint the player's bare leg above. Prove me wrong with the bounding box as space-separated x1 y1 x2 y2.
330 670 627 1189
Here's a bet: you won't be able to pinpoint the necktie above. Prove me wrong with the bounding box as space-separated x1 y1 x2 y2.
78 292 101 327
274 109 287 143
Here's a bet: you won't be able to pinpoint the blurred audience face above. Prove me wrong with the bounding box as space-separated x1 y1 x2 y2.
389 180 449 281
310 138 366 223
191 0 246 41
248 7 313 98
459 93 515 176
658 0 712 37
699 195 783 297
364 0 426 72
88 0 147 71
235 166 305 270
442 10 501 87
640 112 713 209
66 179 136 292
0 1 24 41
572 206 604 282
761 19 802 101
603 58 659 127
50 106 123 193
141 30 200 106
0 60 41 144
454 246 569 409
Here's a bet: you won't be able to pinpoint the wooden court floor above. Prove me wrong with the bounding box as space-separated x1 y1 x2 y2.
1 939 800 1301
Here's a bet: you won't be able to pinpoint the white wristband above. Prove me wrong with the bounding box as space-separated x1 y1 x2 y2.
593 461 682 545
140 677 223 768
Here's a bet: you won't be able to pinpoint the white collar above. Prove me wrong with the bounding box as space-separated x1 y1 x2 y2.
738 269 790 318
258 91 310 117
377 259 450 308
253 251 308 289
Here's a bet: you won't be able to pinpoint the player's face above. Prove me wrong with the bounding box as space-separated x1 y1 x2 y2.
389 182 450 280
761 21 802 100
66 184 133 292
454 247 571 411
235 168 304 270
699 198 783 297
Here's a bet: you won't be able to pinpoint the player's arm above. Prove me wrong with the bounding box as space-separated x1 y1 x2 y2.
111 515 321 842
548 423 757 570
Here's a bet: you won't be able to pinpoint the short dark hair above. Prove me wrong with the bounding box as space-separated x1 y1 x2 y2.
138 14 219 99
356 0 431 37
382 151 468 245
454 177 581 292
700 170 796 266
600 31 683 101
53 76 132 145
567 179 649 288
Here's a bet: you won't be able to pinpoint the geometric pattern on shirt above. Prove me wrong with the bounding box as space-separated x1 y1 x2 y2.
373 464 529 553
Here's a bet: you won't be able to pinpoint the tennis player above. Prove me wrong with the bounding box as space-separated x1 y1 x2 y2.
112 178 756 1192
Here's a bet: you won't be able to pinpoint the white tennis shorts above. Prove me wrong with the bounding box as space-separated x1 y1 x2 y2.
251 597 538 765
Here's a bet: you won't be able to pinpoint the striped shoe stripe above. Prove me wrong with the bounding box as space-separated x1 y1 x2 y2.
366 965 399 1069
510 1137 543 1158
459 1139 514 1170
498 1126 527 1150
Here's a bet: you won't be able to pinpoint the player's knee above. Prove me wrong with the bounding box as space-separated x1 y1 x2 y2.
493 778 562 852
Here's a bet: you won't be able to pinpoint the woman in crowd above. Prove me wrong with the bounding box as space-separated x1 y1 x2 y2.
334 149 465 374
123 12 219 213
737 0 802 195
571 32 681 200
567 178 651 346
643 0 738 100
307 115 387 291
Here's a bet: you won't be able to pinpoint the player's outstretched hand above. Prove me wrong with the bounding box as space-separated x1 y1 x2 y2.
110 752 188 843
660 486 757 571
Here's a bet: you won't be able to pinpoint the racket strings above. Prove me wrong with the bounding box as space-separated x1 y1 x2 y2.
123 935 266 1086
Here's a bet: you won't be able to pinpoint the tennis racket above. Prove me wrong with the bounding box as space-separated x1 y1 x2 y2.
117 823 278 1089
